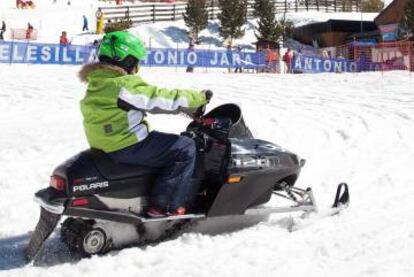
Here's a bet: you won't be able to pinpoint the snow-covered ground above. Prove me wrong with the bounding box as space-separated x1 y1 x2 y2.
1 0 414 276
0 64 413 276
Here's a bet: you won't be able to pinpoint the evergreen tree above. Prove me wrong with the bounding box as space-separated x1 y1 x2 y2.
183 0 208 42
218 0 248 45
254 0 280 42
278 15 294 42
400 0 414 39
362 0 384 12
342 0 353 12
253 0 266 18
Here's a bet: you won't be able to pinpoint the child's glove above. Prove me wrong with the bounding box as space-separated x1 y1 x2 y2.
202 90 213 103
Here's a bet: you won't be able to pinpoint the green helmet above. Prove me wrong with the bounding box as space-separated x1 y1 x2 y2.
98 31 146 62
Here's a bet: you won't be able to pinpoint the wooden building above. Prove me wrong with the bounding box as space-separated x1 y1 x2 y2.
292 19 378 47
374 0 408 26
374 0 410 41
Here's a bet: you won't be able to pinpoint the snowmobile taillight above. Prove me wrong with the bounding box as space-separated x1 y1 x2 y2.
227 175 242 184
72 198 89 207
49 175 66 191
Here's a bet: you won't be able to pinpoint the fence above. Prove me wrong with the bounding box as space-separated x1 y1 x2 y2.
99 0 361 26
291 41 414 73
10 28 38 40
349 41 414 72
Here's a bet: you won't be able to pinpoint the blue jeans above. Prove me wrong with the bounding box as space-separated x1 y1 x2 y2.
109 131 196 210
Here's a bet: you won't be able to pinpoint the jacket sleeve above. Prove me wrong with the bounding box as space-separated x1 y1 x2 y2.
117 75 207 114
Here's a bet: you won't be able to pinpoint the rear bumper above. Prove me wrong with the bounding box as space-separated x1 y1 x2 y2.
34 195 64 214
34 188 65 215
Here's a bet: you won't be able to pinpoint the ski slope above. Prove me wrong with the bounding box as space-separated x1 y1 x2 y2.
0 0 380 48
0 64 413 276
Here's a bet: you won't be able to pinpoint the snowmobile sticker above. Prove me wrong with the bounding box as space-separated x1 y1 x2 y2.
73 181 109 192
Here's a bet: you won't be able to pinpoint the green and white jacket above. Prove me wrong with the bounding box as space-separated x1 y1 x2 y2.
79 63 207 153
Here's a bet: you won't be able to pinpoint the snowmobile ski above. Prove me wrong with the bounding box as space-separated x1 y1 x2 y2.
24 208 61 262
288 183 350 231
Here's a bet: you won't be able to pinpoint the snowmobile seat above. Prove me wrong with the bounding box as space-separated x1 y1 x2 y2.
88 149 160 180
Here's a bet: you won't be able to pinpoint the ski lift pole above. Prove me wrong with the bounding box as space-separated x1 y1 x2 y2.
206 44 211 73
176 42 178 72
149 37 152 69
9 40 14 65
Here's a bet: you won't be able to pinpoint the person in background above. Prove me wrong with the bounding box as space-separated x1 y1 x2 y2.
234 46 243 73
26 22 34 40
82 15 89 32
186 38 195 73
96 8 105 34
267 46 279 73
226 44 233 73
59 31 69 45
92 39 100 46
0 21 6 40
283 48 293 73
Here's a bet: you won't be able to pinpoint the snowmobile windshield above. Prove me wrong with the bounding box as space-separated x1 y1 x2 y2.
204 104 253 139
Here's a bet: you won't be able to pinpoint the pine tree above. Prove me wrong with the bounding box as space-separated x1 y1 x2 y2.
253 0 266 18
278 15 294 42
183 0 208 42
218 0 248 45
342 0 353 12
254 0 280 42
400 0 414 39
362 0 384 12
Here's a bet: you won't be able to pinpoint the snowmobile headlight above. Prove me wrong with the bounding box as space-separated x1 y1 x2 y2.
50 175 66 191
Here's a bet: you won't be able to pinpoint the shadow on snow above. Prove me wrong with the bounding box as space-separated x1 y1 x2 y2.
0 229 82 271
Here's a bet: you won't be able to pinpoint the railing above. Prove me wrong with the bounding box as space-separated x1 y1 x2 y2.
99 0 361 26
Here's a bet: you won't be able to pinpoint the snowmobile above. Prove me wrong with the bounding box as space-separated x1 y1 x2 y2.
25 103 349 262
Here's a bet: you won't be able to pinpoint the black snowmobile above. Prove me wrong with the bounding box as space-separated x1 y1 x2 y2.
25 103 349 262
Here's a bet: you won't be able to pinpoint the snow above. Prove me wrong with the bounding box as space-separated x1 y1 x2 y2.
0 64 414 276
0 0 100 43
1 1 414 276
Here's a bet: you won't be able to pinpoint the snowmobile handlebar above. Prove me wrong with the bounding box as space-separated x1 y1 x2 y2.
203 90 213 102
191 90 213 119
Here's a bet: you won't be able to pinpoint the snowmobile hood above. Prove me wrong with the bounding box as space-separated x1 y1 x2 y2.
230 138 287 155
78 62 127 83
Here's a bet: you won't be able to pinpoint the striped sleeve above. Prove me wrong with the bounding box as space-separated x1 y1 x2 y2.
117 75 207 113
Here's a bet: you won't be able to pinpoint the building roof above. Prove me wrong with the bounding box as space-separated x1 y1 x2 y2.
375 0 408 25
294 19 377 34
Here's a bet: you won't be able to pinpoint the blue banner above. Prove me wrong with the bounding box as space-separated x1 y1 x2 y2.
142 48 265 69
0 41 266 69
0 41 97 64
292 54 358 73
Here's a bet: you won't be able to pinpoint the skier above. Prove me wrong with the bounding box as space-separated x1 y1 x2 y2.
26 22 34 40
283 48 293 73
185 38 195 73
59 31 69 45
82 15 89 32
78 31 212 218
0 21 6 40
